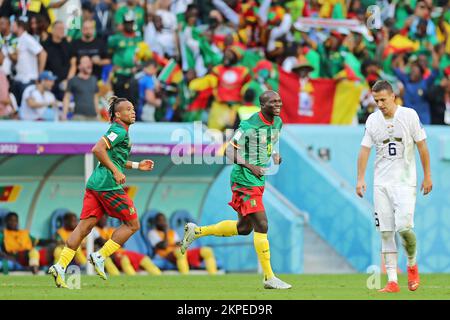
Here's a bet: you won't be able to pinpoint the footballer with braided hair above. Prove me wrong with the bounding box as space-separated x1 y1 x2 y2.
49 96 154 288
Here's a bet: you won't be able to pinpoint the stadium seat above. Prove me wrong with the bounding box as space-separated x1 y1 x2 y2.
106 217 122 229
169 210 196 241
49 208 71 238
0 208 11 229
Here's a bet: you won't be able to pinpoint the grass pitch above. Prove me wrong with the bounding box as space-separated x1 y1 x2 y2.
1 273 449 300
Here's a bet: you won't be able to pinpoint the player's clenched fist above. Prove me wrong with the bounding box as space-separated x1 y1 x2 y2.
139 160 154 171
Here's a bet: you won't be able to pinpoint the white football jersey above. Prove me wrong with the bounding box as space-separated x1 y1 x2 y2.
361 106 426 187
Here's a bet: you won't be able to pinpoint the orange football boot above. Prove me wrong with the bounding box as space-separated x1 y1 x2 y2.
378 281 400 293
407 264 420 291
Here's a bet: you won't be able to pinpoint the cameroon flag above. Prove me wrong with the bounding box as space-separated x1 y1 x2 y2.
158 59 183 85
0 185 21 202
272 67 363 124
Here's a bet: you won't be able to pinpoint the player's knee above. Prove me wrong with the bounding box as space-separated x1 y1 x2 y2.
254 220 268 234
380 231 396 252
127 219 140 233
237 224 252 235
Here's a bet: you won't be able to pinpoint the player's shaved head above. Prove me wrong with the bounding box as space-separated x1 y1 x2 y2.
259 90 279 106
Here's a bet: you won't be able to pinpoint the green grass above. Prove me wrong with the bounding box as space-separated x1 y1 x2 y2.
0 274 449 300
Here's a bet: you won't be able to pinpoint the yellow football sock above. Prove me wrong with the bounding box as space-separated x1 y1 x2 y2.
57 247 76 269
74 248 87 266
98 239 121 259
254 232 274 281
174 249 189 274
120 255 136 275
105 257 120 276
140 257 162 275
195 220 238 238
28 248 40 267
53 245 63 263
200 247 217 275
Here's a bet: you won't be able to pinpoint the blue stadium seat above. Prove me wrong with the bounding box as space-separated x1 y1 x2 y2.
49 208 71 238
169 210 196 241
0 208 11 230
106 217 122 229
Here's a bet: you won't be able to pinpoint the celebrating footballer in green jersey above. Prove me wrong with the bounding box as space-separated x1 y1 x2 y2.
181 90 291 290
49 96 154 288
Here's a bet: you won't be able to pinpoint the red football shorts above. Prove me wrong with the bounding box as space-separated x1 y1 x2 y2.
80 188 138 221
228 183 265 216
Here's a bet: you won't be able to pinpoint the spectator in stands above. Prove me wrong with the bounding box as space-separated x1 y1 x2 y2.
42 21 71 100
148 212 217 275
232 87 260 129
93 215 161 276
69 19 110 81
427 66 450 125
19 70 59 121
0 66 16 119
114 0 145 35
193 46 251 131
0 212 54 274
67 1 96 42
392 46 441 124
91 0 115 40
0 16 17 79
11 17 47 105
138 59 161 122
53 212 87 267
108 11 141 109
63 56 99 121
144 12 177 59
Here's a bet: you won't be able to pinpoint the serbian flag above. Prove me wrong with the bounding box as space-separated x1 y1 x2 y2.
274 67 363 124
0 185 21 202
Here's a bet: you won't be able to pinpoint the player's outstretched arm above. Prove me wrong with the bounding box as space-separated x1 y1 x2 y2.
125 160 154 171
92 138 126 184
416 139 433 195
356 146 371 198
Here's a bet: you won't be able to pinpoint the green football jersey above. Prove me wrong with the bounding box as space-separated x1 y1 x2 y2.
86 121 131 191
230 112 282 187
108 32 143 76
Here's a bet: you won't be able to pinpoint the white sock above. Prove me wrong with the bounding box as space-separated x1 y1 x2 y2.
384 252 398 283
407 255 417 267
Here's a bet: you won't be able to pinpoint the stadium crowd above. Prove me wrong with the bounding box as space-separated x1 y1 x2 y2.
0 0 449 128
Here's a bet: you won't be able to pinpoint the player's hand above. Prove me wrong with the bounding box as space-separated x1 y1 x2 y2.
139 159 154 171
356 180 366 198
273 153 282 165
248 164 266 179
113 171 126 185
421 176 433 195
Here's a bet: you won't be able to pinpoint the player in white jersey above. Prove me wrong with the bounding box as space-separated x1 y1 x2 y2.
356 80 432 293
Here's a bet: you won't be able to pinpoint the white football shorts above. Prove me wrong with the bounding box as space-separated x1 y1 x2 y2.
373 185 417 232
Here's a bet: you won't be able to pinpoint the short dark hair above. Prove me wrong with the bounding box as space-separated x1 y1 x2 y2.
259 90 278 106
5 212 18 221
108 96 128 122
63 212 76 223
371 80 393 93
